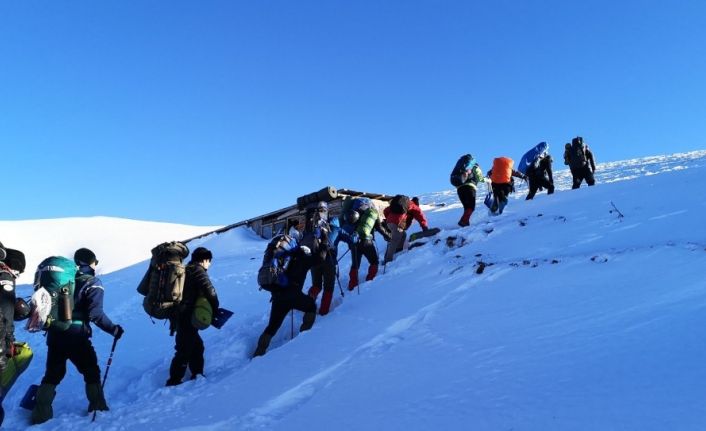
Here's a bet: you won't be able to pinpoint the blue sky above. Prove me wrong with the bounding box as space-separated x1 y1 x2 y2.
2 1 705 225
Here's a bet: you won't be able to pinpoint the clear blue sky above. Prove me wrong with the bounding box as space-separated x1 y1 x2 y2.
2 1 705 225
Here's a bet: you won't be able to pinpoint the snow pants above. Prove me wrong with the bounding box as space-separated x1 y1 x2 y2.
351 239 379 269
264 289 317 337
169 313 205 382
311 261 336 294
41 333 101 385
384 222 407 263
491 182 513 214
526 175 555 200
572 165 595 189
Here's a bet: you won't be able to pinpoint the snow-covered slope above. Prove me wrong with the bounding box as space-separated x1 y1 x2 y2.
4 151 706 430
0 217 220 285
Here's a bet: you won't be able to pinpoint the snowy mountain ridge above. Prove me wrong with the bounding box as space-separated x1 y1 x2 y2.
0 216 220 285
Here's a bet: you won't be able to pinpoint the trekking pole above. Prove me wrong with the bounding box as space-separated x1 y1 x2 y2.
290 310 294 339
337 248 350 264
351 244 360 296
382 233 389 275
92 337 119 422
335 265 345 297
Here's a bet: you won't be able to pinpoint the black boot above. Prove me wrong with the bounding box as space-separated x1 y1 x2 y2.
300 311 316 332
31 384 56 425
252 333 272 358
86 383 109 412
167 356 188 387
165 378 183 387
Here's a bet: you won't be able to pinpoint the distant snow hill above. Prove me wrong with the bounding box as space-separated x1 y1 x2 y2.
0 216 221 285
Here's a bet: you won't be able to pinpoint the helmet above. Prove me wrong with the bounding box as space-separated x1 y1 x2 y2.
345 210 360 225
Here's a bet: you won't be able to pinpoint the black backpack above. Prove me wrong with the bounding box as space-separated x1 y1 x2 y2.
569 137 588 169
0 263 16 360
450 155 472 187
299 207 327 257
389 194 411 215
137 241 190 320
257 234 298 292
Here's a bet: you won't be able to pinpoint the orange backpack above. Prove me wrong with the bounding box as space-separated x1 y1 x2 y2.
491 157 514 184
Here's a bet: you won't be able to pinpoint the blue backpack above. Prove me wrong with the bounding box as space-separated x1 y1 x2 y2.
257 235 298 292
351 197 372 212
518 142 549 175
450 154 474 187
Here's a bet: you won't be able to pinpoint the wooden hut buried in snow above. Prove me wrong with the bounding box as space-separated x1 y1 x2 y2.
192 187 393 240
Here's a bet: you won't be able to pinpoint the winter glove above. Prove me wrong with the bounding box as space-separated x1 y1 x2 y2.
5 342 15 358
113 325 125 340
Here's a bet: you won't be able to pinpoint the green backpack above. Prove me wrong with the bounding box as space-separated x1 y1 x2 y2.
32 256 78 331
191 296 213 330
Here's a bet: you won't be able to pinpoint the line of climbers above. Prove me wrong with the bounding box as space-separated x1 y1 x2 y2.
451 136 597 226
0 241 220 425
252 194 429 357
0 245 125 425
0 136 598 424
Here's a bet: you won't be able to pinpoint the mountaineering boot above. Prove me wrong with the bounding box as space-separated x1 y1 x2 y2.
319 291 333 316
458 208 473 227
300 311 316 332
252 332 273 358
167 356 188 387
365 264 378 281
31 383 56 425
86 382 109 412
308 285 322 300
347 268 359 291
165 378 182 387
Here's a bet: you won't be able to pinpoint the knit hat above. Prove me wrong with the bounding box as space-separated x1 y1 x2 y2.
4 249 26 273
191 247 213 262
74 248 98 266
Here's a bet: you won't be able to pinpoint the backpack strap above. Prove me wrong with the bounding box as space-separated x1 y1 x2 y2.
72 273 97 323
75 273 96 292
0 263 15 279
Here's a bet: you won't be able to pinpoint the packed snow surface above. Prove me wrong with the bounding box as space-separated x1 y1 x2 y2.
3 150 706 430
